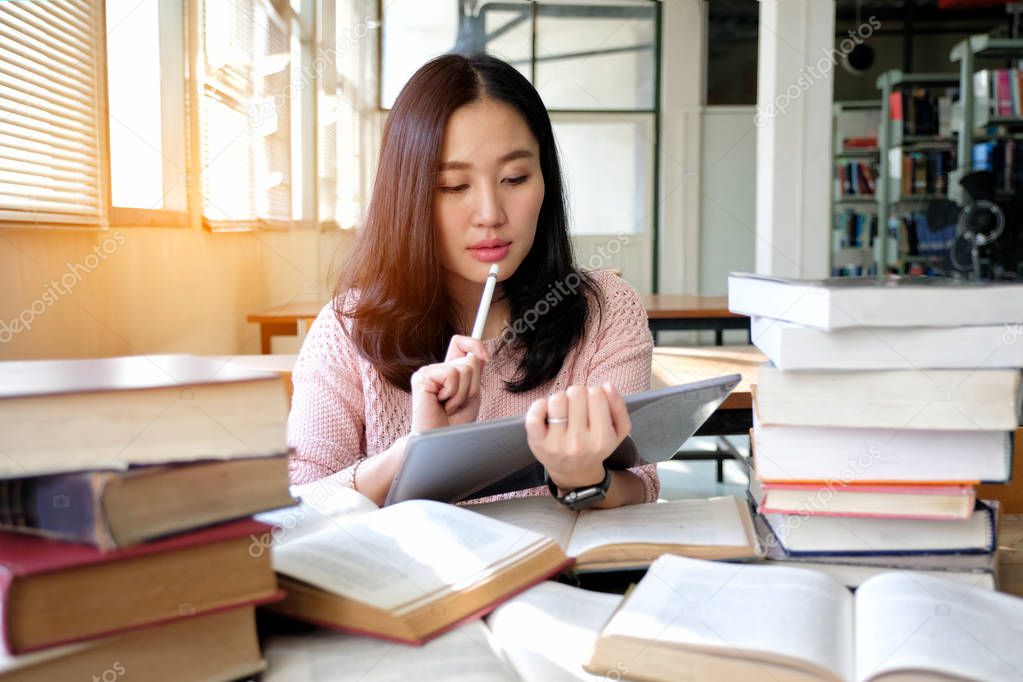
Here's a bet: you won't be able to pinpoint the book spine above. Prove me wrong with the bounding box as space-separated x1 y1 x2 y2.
998 70 1013 117
0 475 110 548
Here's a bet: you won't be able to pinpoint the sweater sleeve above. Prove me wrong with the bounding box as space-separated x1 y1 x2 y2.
286 303 368 484
584 271 659 503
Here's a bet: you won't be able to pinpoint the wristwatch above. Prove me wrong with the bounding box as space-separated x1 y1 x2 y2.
545 465 611 510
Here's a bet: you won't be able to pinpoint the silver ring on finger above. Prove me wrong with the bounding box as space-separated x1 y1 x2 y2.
546 416 568 425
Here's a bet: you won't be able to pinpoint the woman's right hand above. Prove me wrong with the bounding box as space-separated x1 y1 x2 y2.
410 335 491 434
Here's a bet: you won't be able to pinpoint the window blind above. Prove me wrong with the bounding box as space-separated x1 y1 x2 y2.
201 0 292 228
0 0 107 225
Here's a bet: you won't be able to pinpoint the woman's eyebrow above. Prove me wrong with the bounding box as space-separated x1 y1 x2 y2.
438 149 534 171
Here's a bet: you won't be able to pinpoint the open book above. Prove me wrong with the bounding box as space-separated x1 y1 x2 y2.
587 555 1023 682
263 580 621 681
469 495 761 571
256 482 571 644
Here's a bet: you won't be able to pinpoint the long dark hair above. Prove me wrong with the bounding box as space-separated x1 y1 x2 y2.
336 53 598 393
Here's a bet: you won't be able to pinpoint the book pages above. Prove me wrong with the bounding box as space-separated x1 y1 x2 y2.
487 581 621 681
272 499 550 612
600 556 854 681
566 497 753 558
469 496 579 550
855 572 1023 682
263 621 519 681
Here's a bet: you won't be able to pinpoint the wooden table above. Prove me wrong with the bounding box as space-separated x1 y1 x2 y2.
652 344 762 419
246 301 326 354
642 294 749 346
248 295 750 353
998 515 1023 597
651 345 763 481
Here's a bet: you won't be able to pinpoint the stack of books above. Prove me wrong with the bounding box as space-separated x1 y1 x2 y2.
729 273 1023 588
0 354 295 680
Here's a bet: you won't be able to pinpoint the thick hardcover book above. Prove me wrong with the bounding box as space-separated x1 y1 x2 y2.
759 501 996 557
750 316 1023 371
587 554 1023 682
0 518 281 653
0 354 289 477
260 492 573 644
0 456 295 549
728 272 1023 330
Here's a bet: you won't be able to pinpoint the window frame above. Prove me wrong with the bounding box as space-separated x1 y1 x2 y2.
375 0 663 277
0 0 324 232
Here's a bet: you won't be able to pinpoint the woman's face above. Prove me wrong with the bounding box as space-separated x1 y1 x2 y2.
433 98 545 292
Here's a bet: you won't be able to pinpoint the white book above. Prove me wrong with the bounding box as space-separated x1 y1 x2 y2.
761 504 996 557
751 316 1023 370
588 555 1023 682
752 422 1013 483
263 581 621 682
728 272 1023 330
755 365 1022 431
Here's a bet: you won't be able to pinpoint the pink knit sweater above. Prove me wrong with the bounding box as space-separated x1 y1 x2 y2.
287 269 659 503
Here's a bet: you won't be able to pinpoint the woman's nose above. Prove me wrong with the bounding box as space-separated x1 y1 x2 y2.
471 184 507 227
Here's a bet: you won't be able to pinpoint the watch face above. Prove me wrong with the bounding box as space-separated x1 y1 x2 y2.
565 486 607 510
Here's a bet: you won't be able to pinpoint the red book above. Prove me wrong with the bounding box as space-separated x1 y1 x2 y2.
888 91 903 122
0 518 282 654
998 69 1014 117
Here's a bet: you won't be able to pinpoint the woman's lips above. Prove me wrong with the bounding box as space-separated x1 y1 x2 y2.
468 244 510 262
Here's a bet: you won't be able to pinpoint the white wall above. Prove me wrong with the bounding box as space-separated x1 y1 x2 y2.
700 107 757 296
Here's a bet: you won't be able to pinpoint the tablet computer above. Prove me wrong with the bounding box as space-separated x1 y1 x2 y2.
384 374 740 506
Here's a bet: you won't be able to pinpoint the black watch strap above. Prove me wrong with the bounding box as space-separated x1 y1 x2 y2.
545 465 611 510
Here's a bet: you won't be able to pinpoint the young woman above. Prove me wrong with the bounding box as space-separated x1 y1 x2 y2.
287 53 658 507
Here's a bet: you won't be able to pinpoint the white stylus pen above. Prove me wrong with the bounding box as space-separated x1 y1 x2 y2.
471 264 500 340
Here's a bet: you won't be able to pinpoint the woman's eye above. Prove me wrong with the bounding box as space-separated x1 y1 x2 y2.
439 184 468 193
504 175 528 185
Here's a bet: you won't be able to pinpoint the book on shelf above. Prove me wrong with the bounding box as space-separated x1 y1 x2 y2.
887 147 955 198
974 68 1023 120
750 316 1023 370
468 494 762 571
263 580 621 682
750 420 1013 484
262 496 573 645
973 139 1023 193
840 136 878 150
750 477 975 521
0 354 290 477
586 554 1022 682
888 86 958 138
0 518 281 654
751 513 996 590
832 209 876 250
727 272 1023 330
0 607 265 682
0 456 296 549
835 161 877 198
753 364 1021 431
759 500 995 557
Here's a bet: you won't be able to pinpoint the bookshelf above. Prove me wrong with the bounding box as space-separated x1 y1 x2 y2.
831 100 880 276
874 70 960 274
950 35 1023 204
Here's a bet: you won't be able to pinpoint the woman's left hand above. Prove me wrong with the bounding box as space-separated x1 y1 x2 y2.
525 383 632 490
